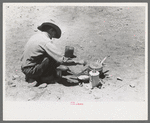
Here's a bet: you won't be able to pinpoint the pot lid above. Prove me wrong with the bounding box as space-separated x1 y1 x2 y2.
89 61 102 69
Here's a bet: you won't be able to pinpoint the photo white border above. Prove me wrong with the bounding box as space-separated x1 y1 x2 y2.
3 3 148 120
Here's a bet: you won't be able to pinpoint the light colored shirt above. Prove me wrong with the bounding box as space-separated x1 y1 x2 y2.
21 32 64 68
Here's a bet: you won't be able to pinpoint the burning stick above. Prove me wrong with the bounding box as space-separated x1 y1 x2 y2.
100 55 110 65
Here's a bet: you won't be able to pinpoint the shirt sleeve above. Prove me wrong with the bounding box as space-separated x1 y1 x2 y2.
43 42 64 63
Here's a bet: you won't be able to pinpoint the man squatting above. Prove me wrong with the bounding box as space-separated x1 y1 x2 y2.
21 22 86 85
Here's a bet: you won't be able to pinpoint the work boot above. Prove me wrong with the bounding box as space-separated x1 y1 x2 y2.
40 75 55 83
25 76 36 83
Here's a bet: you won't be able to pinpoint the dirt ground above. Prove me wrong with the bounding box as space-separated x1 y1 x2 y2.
4 5 146 102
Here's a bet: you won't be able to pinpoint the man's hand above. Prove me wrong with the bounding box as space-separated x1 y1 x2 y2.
63 57 72 62
77 60 87 66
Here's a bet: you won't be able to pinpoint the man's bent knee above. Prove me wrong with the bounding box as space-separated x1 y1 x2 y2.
56 65 69 71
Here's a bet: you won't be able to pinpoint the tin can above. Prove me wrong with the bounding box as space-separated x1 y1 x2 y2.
64 46 74 58
89 70 100 88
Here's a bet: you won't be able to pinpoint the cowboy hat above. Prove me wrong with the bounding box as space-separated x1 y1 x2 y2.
37 22 61 39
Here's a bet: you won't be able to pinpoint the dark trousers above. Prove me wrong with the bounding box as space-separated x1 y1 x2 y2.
21 57 59 82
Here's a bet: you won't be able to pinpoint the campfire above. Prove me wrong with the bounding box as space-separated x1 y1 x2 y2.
64 55 110 89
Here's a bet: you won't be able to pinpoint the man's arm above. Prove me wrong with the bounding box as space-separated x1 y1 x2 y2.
44 42 87 66
62 57 87 66
44 42 64 63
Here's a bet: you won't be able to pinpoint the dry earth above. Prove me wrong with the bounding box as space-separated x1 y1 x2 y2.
4 5 146 102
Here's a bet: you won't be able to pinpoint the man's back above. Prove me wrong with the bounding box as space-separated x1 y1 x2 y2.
21 32 55 68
